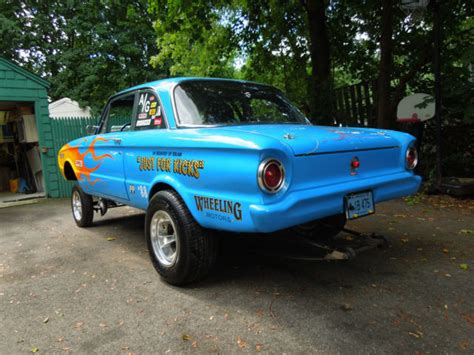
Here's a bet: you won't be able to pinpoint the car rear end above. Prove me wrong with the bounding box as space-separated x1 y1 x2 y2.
249 129 421 233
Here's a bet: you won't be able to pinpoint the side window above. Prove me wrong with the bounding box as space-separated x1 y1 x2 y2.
101 93 135 133
134 91 166 130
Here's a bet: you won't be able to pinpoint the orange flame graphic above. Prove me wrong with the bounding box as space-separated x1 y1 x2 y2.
59 137 113 186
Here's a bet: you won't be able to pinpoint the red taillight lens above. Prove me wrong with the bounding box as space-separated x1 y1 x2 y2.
264 163 282 189
258 159 285 193
406 146 418 170
351 159 360 169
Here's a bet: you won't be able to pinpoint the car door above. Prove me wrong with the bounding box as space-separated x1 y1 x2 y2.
86 91 137 201
123 89 168 209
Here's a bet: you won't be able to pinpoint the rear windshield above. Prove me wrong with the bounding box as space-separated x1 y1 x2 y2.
173 80 309 126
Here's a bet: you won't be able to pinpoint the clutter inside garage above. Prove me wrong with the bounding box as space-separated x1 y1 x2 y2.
0 102 44 205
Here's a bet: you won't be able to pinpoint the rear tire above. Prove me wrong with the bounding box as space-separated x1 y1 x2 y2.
292 214 346 241
145 190 217 286
71 185 94 227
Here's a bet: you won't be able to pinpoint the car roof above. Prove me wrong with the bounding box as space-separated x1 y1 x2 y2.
116 77 271 96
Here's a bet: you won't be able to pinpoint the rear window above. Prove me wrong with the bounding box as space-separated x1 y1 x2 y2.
174 80 308 126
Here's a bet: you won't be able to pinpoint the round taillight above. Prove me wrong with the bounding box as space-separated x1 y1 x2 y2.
258 159 285 193
406 146 418 170
264 163 281 188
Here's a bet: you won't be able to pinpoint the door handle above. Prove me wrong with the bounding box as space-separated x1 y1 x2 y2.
111 138 122 145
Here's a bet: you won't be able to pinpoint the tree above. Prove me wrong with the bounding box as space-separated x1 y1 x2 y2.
0 0 164 112
302 0 332 121
149 0 334 119
2 0 471 136
376 0 394 129
235 0 313 112
0 1 21 62
149 1 238 78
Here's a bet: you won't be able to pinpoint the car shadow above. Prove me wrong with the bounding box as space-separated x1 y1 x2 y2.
88 211 430 287
206 232 393 286
91 211 145 229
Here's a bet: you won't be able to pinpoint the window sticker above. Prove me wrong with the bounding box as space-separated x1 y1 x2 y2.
138 93 151 114
136 119 151 127
136 92 163 128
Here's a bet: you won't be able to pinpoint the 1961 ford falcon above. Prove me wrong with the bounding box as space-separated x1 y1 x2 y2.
58 78 421 285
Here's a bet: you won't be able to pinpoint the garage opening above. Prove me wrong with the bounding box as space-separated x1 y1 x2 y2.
0 101 45 206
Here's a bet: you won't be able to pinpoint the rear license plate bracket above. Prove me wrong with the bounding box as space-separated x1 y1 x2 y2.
344 191 375 220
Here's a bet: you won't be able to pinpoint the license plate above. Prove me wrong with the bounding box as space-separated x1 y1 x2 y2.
344 191 375 220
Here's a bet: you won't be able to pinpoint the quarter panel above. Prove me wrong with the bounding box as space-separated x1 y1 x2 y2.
121 129 282 231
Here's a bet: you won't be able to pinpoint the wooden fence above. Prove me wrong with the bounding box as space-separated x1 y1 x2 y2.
50 116 99 197
333 80 377 127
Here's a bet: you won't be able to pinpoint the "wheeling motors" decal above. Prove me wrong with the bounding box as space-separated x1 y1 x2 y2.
194 195 242 222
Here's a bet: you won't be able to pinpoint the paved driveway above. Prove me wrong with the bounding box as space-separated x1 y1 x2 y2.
0 197 473 353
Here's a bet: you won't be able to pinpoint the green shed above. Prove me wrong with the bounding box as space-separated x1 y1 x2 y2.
0 57 61 202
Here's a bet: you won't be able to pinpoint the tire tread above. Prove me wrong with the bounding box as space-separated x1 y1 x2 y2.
71 185 94 227
146 190 216 285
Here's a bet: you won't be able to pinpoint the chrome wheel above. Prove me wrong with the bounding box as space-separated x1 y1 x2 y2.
150 210 179 267
72 190 82 221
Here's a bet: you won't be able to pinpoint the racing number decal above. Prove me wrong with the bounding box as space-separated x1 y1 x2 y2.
138 185 148 198
129 184 148 199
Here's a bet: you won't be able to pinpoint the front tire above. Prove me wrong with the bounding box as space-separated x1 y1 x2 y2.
71 185 94 227
145 190 217 286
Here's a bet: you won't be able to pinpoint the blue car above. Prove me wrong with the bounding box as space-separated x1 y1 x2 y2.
58 78 421 285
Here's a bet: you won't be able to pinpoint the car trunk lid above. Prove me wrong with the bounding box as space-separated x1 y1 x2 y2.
222 124 403 191
222 124 399 156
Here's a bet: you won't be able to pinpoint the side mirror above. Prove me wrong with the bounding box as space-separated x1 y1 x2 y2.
86 125 99 135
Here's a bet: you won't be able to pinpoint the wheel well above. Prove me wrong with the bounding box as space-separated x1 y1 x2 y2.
64 162 77 180
149 182 177 201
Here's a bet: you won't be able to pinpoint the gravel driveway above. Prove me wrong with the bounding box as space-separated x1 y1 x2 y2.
1 196 473 353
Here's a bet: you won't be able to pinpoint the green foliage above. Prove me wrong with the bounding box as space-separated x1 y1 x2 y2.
147 0 472 125
149 0 313 112
0 0 164 113
404 194 421 206
150 1 238 77
235 0 312 112
0 1 24 64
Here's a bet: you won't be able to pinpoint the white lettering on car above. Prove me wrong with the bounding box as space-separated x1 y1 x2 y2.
138 185 147 198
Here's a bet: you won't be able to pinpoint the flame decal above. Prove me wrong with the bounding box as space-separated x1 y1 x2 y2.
59 137 113 186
